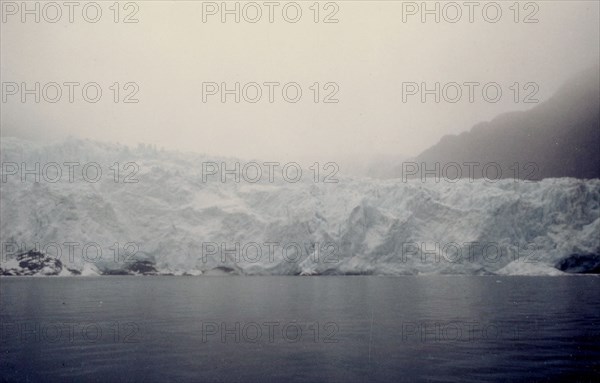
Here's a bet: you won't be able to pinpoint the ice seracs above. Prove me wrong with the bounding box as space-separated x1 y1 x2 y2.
2 137 599 276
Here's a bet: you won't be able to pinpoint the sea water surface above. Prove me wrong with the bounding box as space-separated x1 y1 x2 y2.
1 276 599 382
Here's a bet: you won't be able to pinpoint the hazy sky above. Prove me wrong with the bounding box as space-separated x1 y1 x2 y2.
1 0 599 164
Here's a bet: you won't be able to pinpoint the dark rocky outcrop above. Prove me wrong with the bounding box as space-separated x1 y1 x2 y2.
556 254 600 274
127 260 158 275
102 260 159 275
1 250 63 276
0 250 160 276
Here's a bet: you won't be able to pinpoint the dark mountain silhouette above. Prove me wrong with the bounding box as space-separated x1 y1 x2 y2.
411 65 600 180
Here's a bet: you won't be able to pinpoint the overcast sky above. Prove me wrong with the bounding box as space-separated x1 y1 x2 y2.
1 1 599 164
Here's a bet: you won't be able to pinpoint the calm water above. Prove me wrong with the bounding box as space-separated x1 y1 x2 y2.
1 276 599 382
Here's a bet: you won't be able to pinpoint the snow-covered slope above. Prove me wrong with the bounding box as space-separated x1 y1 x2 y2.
1 137 599 276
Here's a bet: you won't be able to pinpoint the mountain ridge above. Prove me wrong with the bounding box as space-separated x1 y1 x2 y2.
411 65 600 180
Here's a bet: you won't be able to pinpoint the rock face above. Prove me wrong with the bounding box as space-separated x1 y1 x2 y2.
1 250 64 276
127 260 158 275
104 260 159 275
0 252 161 276
556 254 600 274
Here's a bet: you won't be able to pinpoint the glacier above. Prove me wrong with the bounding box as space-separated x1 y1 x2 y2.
1 137 599 276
